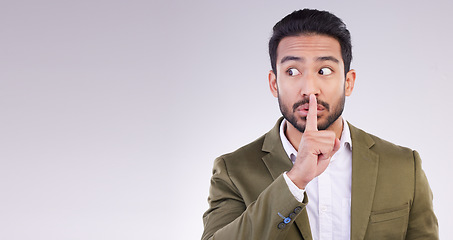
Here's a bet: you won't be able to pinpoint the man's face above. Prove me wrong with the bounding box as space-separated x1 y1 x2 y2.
269 34 355 132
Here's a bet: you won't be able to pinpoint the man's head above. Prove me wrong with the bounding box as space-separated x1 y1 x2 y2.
268 9 356 133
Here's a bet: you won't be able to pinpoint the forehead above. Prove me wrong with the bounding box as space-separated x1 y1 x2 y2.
276 34 342 64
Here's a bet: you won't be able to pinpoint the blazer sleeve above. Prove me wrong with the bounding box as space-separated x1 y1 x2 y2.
201 157 307 240
405 150 439 239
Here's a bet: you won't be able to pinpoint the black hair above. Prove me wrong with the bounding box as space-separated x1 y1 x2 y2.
269 9 352 75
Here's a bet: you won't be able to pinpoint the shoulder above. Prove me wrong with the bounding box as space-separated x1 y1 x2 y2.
216 133 267 168
348 123 415 159
216 118 283 168
348 123 420 181
370 133 414 158
349 123 421 206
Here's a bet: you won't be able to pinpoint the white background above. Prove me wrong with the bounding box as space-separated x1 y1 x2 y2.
1 0 452 239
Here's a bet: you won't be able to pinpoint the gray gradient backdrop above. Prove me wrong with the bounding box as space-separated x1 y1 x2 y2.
1 0 452 239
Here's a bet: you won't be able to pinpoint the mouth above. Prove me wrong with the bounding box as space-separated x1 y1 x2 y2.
294 104 326 117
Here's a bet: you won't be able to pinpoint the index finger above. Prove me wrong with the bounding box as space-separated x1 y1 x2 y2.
305 94 318 131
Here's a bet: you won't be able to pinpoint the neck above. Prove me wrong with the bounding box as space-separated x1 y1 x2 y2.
285 116 344 151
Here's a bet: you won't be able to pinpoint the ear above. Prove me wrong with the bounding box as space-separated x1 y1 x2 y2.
269 70 278 98
344 69 356 96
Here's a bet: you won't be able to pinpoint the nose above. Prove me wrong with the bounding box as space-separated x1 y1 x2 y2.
300 72 320 98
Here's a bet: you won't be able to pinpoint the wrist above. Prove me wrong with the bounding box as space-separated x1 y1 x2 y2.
286 170 308 190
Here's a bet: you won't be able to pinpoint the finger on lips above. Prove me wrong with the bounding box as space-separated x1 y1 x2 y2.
305 94 318 132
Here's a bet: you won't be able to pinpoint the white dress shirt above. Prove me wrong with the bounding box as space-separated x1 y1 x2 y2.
281 119 352 240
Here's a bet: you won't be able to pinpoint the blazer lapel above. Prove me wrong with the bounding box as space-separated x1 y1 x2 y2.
261 118 293 179
348 123 379 240
261 118 313 240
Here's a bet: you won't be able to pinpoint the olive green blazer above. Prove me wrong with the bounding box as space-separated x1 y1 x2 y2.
202 118 438 240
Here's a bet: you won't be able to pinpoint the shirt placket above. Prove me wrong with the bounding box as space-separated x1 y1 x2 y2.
318 168 333 240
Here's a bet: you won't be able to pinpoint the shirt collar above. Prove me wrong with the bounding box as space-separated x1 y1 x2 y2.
279 118 352 162
279 119 298 161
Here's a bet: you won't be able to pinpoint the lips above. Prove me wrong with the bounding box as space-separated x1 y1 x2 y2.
292 98 330 117
294 104 326 117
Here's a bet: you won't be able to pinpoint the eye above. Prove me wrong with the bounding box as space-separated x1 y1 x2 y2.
287 68 301 76
318 67 333 76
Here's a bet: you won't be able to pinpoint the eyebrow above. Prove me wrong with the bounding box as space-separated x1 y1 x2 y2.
317 56 340 63
280 56 303 64
280 55 340 64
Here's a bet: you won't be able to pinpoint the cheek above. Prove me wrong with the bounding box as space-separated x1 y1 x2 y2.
322 80 344 94
277 78 300 94
278 86 299 102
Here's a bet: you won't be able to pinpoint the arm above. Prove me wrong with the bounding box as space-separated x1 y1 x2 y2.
202 157 307 240
405 151 438 239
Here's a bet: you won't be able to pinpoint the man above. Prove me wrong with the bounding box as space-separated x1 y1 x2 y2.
202 9 438 240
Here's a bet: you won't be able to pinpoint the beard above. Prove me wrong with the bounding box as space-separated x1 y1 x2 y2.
278 93 345 132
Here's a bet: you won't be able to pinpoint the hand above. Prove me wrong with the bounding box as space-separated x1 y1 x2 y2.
287 94 340 189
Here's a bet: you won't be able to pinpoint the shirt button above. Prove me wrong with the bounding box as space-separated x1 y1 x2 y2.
320 205 327 212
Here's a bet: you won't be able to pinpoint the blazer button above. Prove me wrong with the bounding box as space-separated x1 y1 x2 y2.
289 212 296 219
284 217 291 224
294 206 302 214
277 222 286 229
